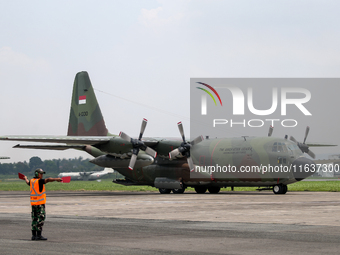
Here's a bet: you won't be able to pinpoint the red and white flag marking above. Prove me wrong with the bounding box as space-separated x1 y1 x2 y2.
79 95 86 105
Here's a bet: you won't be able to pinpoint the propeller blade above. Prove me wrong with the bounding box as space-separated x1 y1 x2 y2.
187 157 195 172
119 132 132 143
307 150 316 159
128 154 138 170
303 126 310 144
177 122 185 142
191 135 204 146
172 121 200 171
169 148 180 159
268 125 273 137
145 146 157 158
139 118 148 140
290 136 298 143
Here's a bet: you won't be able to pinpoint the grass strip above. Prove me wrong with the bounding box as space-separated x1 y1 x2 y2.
0 179 339 192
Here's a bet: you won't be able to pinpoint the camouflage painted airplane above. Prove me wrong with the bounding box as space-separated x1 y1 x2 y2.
0 157 10 159
0 72 335 194
57 168 114 181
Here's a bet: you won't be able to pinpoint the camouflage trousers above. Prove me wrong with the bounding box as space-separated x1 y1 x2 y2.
31 204 46 231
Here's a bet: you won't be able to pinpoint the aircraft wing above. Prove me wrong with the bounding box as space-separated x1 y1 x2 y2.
0 135 162 146
314 159 340 164
0 136 112 145
13 144 85 150
306 143 337 147
1 134 185 160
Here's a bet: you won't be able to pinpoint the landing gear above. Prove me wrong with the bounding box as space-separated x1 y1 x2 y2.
194 186 207 194
208 187 221 194
159 188 171 194
273 184 288 194
172 188 186 194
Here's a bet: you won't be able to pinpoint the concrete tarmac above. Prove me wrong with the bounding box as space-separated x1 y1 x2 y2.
0 191 340 254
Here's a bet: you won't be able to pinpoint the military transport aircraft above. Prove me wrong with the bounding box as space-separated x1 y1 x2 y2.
0 157 10 159
57 168 114 181
0 72 335 194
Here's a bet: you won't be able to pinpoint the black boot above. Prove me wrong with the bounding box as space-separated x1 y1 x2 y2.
36 231 47 241
31 230 36 241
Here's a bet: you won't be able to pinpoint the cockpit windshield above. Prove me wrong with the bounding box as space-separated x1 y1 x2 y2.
271 142 288 153
286 142 302 156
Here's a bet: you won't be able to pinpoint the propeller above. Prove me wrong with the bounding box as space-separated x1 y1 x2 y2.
168 122 204 171
119 118 157 170
268 125 273 137
290 126 316 159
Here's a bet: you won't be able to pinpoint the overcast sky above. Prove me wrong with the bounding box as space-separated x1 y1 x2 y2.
1 0 340 163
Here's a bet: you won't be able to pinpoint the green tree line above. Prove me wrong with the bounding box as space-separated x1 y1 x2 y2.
0 156 104 177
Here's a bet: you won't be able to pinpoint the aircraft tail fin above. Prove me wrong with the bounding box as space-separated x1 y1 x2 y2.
67 71 109 136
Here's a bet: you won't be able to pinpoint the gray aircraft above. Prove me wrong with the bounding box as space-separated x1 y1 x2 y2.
57 168 114 181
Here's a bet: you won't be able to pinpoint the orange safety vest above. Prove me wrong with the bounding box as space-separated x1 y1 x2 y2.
30 178 46 205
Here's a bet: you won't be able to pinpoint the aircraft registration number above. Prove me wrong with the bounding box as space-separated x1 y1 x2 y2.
79 111 88 117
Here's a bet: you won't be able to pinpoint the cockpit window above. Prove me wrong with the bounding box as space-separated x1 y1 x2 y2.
272 142 277 152
272 142 288 153
286 142 302 156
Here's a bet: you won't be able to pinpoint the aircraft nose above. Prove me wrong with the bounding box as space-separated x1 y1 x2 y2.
291 157 316 181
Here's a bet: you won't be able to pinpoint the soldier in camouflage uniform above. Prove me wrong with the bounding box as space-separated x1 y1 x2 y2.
23 169 62 241
31 203 46 235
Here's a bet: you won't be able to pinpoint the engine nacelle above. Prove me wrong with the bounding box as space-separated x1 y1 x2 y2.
90 154 154 168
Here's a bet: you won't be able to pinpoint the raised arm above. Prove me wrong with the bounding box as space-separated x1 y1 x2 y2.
24 175 30 185
45 178 62 183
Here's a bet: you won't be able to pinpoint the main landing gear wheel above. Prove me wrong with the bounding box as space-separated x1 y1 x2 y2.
159 188 171 194
194 186 207 194
208 187 221 194
172 188 186 194
273 184 288 194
